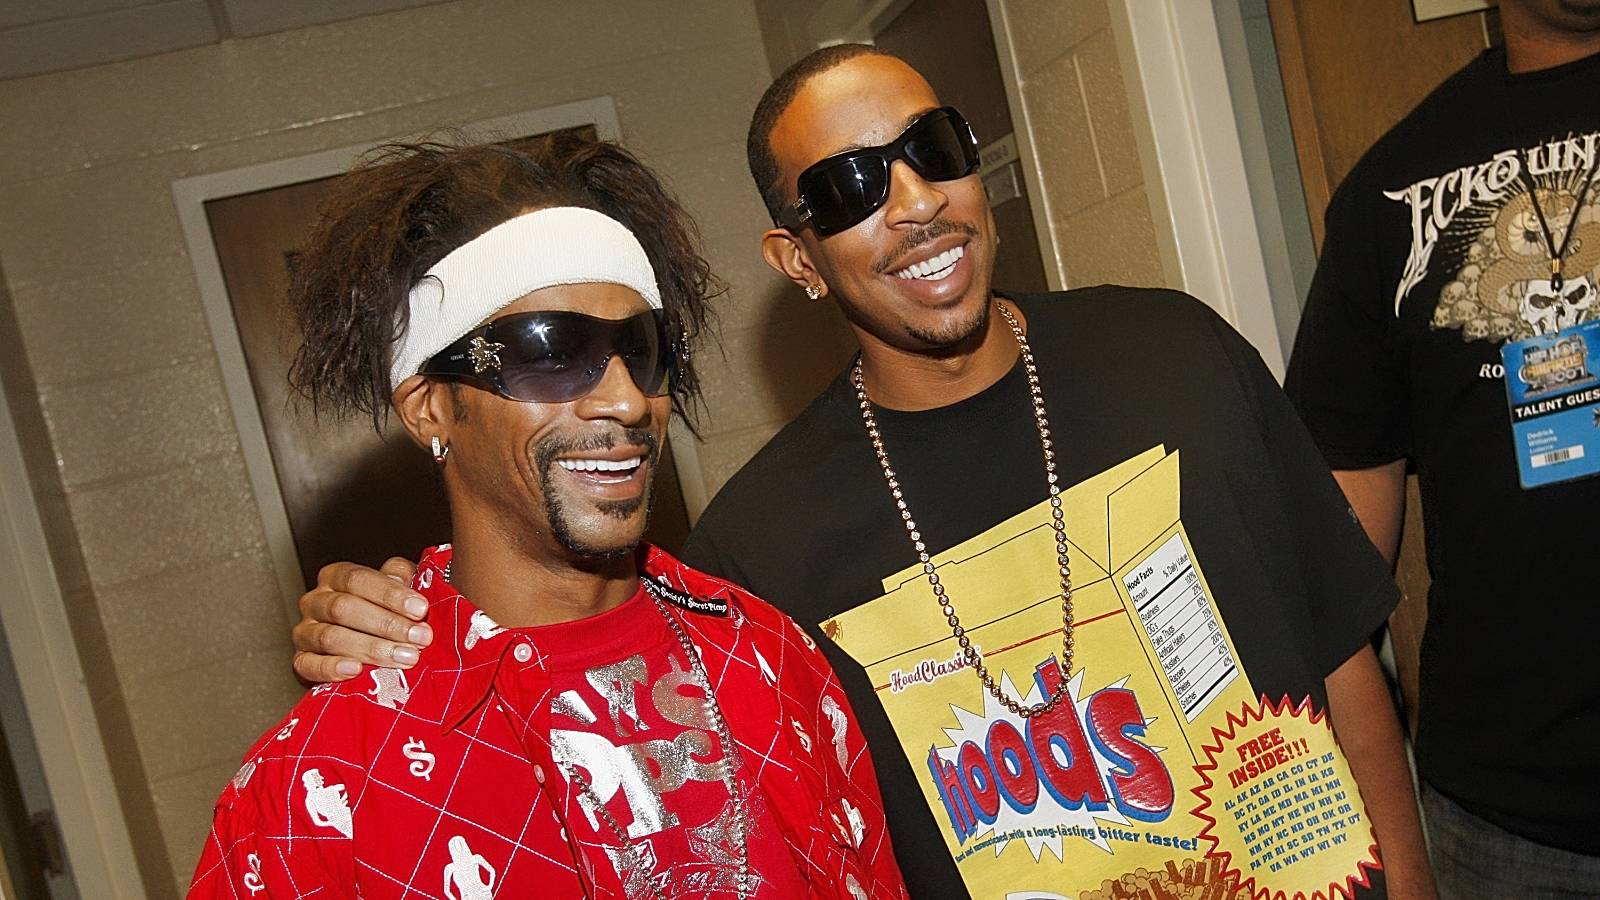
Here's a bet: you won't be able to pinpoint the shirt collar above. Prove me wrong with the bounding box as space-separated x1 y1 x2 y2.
409 545 710 732
403 545 519 731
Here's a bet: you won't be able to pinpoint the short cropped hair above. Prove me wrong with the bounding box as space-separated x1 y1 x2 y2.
287 132 719 428
746 44 901 223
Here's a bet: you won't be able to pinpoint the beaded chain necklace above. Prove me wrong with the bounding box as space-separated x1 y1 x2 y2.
851 302 1075 717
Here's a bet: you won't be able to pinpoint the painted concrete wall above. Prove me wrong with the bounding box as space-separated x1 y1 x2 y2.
995 0 1169 289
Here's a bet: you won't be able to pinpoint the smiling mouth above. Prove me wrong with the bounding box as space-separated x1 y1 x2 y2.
891 245 965 282
555 456 644 484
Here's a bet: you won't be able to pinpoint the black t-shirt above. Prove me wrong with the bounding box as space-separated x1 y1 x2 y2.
685 289 1396 898
1285 47 1600 854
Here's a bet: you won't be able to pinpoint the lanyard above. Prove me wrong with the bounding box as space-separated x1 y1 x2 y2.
1498 52 1600 294
1515 149 1599 292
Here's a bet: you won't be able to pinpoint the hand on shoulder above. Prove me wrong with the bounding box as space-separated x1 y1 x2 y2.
292 556 429 683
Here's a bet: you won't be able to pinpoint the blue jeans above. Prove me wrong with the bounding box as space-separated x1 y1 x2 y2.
1422 782 1600 899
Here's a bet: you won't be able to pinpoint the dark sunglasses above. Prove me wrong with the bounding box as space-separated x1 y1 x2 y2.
777 106 980 237
419 309 673 404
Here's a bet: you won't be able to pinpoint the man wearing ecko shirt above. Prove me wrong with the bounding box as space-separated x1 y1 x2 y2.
291 49 1436 898
186 134 907 899
1285 1 1600 896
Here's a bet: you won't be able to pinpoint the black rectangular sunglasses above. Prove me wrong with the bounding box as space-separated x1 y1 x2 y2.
419 309 674 404
777 106 981 237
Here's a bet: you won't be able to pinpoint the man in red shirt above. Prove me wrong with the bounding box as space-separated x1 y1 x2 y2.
187 133 906 899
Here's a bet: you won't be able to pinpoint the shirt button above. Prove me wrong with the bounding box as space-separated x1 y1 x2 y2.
533 764 546 785
513 643 533 663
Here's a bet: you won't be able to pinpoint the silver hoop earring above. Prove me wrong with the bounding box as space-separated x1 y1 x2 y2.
431 436 450 464
804 283 822 301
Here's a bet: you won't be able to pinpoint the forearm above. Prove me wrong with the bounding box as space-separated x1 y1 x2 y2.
1325 645 1436 900
1331 462 1407 568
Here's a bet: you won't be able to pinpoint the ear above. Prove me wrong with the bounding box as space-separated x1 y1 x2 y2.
761 227 826 297
391 375 455 452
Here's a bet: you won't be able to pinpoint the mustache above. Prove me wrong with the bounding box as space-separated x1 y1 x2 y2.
872 218 980 274
533 427 661 473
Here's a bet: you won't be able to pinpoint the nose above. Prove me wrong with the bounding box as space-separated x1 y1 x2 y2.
881 158 949 228
573 355 650 426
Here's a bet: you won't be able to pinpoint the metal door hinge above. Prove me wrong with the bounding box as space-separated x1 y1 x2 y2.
28 809 65 878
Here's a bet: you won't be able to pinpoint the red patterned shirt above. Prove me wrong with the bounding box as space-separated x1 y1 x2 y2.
189 545 907 899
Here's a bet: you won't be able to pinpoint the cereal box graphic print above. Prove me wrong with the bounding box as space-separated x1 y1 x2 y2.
823 448 1381 899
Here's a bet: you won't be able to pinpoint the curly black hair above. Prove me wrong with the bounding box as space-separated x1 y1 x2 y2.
287 131 720 429
746 43 900 223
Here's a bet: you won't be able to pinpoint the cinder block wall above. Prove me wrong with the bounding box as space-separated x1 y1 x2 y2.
996 0 1169 288
0 1 853 892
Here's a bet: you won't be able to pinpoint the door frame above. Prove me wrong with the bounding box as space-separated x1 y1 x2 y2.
170 97 717 618
1109 0 1288 377
0 374 141 897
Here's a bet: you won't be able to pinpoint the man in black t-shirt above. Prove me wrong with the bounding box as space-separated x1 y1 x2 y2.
292 46 1433 899
1285 2 1600 896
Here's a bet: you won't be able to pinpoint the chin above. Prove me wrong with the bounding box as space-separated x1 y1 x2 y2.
553 526 644 560
904 296 990 348
550 497 653 560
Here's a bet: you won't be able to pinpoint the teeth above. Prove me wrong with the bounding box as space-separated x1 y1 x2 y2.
893 245 965 281
557 456 642 473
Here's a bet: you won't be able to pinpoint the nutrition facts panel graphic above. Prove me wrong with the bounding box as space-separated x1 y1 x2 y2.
1124 532 1238 722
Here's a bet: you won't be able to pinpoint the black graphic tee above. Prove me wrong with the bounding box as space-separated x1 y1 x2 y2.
1286 46 1600 854
686 289 1395 898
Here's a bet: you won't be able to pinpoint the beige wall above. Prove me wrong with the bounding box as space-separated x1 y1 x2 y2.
994 0 1169 289
0 1 844 893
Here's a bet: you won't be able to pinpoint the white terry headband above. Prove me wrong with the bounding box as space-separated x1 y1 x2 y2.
388 206 662 388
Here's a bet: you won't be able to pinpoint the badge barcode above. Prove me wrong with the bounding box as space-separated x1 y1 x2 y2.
1531 445 1585 468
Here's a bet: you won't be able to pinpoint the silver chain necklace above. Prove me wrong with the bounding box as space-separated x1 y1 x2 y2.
559 583 752 900
852 301 1075 718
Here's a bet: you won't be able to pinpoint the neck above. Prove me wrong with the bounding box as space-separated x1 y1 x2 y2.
445 514 639 628
1501 5 1600 73
855 297 1022 411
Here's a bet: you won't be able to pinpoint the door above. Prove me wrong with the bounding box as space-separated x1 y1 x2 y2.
1268 0 1496 732
874 0 1051 294
204 126 693 590
1270 0 1495 245
0 639 73 899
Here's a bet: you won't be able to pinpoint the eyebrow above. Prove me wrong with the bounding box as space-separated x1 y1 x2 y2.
827 108 937 155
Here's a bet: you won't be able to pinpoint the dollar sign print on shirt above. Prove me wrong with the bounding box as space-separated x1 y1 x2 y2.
242 853 264 895
404 737 435 781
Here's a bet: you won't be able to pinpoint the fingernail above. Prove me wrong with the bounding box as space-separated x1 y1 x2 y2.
404 595 427 618
392 645 420 666
335 659 360 677
408 624 432 646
